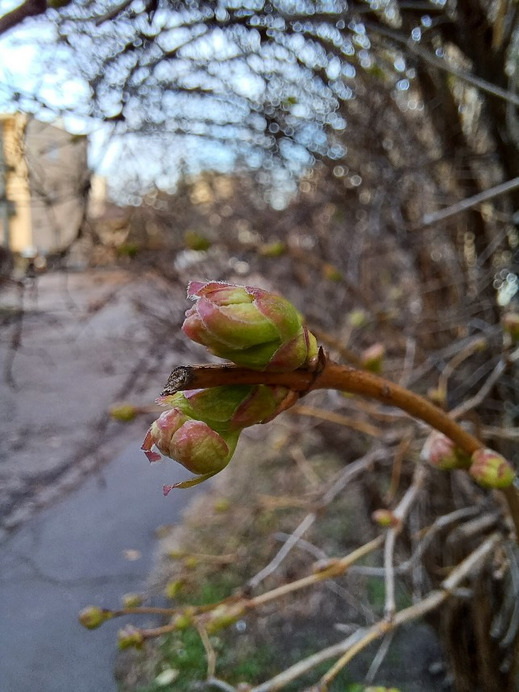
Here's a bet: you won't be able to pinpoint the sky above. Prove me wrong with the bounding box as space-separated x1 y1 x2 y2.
0 3 233 201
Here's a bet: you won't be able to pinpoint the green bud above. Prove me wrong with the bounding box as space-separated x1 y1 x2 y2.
164 580 184 599
142 408 240 486
421 431 471 471
109 402 139 422
184 230 211 251
182 281 317 371
469 448 516 488
372 509 399 528
158 384 291 432
122 593 143 608
361 343 385 373
118 625 145 650
78 606 113 629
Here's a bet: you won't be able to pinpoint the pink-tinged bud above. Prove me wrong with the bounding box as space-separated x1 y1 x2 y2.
421 431 471 470
142 408 239 479
469 448 516 488
158 384 292 431
182 281 318 371
361 343 385 373
78 606 113 629
502 312 519 343
117 625 144 650
372 509 400 528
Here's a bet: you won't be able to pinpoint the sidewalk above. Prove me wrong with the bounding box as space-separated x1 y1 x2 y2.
0 268 184 536
0 268 203 690
0 439 202 691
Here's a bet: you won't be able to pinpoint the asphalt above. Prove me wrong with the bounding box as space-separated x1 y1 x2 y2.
0 439 201 692
0 268 199 690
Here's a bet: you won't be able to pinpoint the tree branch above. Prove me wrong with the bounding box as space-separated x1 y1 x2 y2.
0 0 47 37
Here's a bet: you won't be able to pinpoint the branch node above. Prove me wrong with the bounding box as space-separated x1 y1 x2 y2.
162 366 194 395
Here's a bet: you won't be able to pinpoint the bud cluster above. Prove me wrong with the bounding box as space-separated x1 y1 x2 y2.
143 282 318 490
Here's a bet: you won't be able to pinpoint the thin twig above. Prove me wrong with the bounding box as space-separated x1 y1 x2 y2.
436 337 488 404
384 465 427 620
291 404 385 438
421 178 519 228
247 513 317 592
247 449 386 592
449 358 508 420
317 533 501 691
197 624 217 679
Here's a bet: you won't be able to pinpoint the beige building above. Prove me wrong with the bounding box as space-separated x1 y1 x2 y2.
0 113 90 256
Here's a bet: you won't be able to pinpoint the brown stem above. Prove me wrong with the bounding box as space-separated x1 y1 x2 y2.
163 359 482 453
162 358 519 540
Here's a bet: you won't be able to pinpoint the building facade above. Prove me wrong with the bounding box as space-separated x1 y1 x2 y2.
0 113 90 256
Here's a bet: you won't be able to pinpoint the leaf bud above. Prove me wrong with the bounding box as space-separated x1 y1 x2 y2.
361 343 385 373
142 408 239 482
122 593 143 608
469 448 516 488
372 509 400 528
421 431 471 470
182 281 317 371
109 402 139 422
78 606 113 629
117 625 145 650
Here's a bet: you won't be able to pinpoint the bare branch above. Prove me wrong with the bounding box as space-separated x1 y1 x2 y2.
0 0 47 37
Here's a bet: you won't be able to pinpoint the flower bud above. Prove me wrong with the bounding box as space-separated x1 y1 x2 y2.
78 606 113 629
182 281 317 371
142 408 239 478
122 593 143 608
361 343 385 373
469 448 516 488
421 431 471 470
372 509 400 528
157 384 292 431
117 625 144 650
109 402 139 422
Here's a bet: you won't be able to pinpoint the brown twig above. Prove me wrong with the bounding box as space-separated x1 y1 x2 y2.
162 358 519 540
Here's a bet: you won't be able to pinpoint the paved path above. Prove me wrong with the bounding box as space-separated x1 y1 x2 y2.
0 268 199 690
0 268 186 534
0 439 200 692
